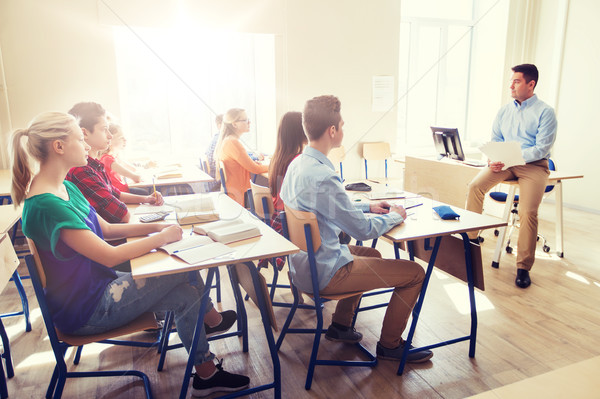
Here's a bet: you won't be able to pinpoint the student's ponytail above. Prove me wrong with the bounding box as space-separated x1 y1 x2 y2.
9 112 76 205
10 129 32 205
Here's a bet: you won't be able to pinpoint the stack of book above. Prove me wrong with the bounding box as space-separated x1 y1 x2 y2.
173 197 219 225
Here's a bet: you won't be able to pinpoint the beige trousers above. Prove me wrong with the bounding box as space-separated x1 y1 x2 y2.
320 245 424 349
465 159 550 270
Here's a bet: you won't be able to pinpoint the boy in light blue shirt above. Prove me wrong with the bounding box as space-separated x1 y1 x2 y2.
280 95 433 362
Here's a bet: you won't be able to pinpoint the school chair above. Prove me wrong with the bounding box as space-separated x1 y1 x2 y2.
25 239 167 399
246 182 291 307
489 159 556 255
276 206 377 390
0 319 13 399
0 198 31 333
363 142 391 181
328 145 346 181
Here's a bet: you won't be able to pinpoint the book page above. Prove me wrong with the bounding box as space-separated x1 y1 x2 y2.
479 141 525 169
193 218 244 235
173 242 235 264
159 235 214 255
133 204 176 215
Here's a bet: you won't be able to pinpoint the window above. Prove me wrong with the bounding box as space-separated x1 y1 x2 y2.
397 0 509 155
112 26 275 161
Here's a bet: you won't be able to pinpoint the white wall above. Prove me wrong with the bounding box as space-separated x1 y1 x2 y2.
532 0 599 212
0 0 596 212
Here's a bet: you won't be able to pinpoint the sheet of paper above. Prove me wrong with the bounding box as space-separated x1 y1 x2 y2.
173 242 235 264
479 141 525 169
159 235 214 255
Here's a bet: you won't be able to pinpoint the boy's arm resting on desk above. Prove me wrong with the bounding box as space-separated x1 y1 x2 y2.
316 177 403 241
61 222 182 267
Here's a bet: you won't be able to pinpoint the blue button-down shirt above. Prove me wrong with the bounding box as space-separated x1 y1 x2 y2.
491 94 557 163
280 146 404 293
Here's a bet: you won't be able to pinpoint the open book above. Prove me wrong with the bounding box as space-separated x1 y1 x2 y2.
193 219 262 244
172 197 219 225
159 235 234 264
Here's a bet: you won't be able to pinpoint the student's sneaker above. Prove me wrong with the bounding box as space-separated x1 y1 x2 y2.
192 359 250 397
204 310 237 338
376 341 433 363
324 323 363 343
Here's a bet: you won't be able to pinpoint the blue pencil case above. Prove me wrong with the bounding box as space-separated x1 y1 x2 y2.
433 205 460 220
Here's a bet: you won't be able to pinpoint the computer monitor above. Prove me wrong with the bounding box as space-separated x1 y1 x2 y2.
430 126 465 161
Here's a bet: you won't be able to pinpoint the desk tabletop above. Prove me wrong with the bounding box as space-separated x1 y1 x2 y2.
0 169 11 197
0 204 22 234
383 197 506 242
129 164 213 188
129 193 298 279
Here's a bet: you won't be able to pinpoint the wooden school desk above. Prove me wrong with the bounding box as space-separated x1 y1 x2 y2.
129 193 298 399
0 170 11 202
128 164 213 193
403 156 584 266
382 195 506 375
0 205 21 292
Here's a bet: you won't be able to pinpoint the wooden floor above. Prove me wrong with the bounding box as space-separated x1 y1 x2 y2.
2 201 600 398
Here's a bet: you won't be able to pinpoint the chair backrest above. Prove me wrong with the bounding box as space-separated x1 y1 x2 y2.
545 158 556 193
282 205 321 253
199 155 210 174
219 160 228 195
363 142 391 179
250 181 274 222
328 146 345 181
363 142 391 161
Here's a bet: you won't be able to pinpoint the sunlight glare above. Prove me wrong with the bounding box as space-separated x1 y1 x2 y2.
565 271 590 285
443 282 495 315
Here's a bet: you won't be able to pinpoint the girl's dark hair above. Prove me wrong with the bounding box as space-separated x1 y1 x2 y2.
268 112 307 196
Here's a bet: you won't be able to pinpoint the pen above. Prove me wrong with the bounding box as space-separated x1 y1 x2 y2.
405 203 423 210
367 179 380 184
152 177 157 200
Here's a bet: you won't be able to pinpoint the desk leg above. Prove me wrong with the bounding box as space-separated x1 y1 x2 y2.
461 233 478 357
555 181 564 257
179 269 215 399
492 185 516 268
397 236 442 375
223 261 281 398
227 265 249 353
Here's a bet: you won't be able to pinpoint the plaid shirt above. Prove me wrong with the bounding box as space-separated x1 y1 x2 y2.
66 157 128 223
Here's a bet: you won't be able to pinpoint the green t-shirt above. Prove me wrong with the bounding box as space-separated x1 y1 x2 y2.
22 180 117 333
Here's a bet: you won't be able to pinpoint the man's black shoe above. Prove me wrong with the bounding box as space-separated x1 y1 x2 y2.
515 269 531 288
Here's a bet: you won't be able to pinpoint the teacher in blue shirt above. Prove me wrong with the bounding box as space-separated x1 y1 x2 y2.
466 64 557 289
280 95 432 363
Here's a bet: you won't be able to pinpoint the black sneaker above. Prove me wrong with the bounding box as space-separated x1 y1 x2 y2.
192 359 250 397
376 341 433 363
204 310 237 338
325 324 363 343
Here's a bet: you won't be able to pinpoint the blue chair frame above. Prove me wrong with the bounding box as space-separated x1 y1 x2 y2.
24 242 171 399
0 318 14 399
0 195 31 332
275 208 377 390
245 185 294 307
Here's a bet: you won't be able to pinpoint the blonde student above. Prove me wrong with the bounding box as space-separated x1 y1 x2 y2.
214 108 268 206
99 122 143 193
10 111 249 396
66 102 161 223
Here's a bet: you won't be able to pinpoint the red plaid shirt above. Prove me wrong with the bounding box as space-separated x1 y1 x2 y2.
66 157 128 223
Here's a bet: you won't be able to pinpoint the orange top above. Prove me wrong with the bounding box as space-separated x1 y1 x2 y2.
220 137 268 205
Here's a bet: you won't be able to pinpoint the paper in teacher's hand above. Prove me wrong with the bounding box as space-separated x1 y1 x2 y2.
479 141 525 170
